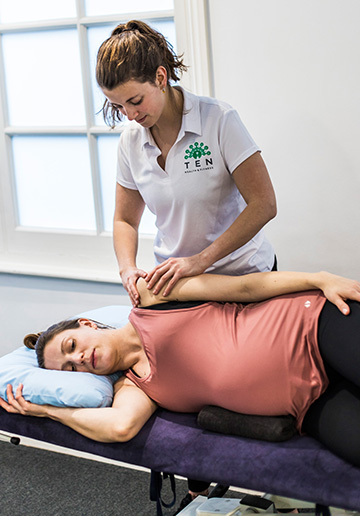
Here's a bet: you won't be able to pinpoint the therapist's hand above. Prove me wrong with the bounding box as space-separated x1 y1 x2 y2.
0 384 49 418
145 255 207 297
121 266 147 306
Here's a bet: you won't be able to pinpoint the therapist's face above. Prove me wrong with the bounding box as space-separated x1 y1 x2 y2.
102 73 166 128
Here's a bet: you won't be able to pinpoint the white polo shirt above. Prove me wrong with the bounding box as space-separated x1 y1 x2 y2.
116 87 274 275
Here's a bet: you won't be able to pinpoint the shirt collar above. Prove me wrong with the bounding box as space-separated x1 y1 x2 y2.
140 86 202 149
140 124 154 149
178 86 202 137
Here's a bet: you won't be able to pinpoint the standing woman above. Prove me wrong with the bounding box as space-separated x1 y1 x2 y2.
96 19 277 511
96 20 277 307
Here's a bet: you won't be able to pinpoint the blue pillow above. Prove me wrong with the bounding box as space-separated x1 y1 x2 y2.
0 304 132 408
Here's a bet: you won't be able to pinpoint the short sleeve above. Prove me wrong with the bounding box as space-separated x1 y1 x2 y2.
219 109 260 173
116 131 138 190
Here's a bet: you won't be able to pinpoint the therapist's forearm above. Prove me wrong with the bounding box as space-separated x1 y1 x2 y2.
113 220 139 273
197 202 276 271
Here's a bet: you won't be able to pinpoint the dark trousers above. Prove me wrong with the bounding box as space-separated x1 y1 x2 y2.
302 300 360 467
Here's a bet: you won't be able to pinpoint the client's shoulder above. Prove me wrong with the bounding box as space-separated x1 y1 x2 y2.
137 278 164 307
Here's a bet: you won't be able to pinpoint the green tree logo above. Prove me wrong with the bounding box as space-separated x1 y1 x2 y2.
184 142 211 160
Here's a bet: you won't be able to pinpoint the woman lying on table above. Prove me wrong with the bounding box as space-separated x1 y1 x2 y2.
1 270 360 468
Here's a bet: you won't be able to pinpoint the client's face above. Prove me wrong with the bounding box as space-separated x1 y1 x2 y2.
43 319 118 375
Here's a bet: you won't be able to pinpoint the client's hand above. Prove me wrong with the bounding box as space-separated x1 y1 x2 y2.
318 271 360 315
0 384 48 417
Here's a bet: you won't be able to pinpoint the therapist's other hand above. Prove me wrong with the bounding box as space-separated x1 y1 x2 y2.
121 266 147 306
145 255 206 297
0 384 48 417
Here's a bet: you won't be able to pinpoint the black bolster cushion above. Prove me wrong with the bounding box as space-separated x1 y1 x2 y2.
197 406 297 442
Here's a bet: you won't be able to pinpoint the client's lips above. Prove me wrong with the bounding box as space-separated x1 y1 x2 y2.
136 115 147 124
91 349 96 369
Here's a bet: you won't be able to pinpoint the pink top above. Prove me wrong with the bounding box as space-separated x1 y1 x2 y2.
126 291 329 430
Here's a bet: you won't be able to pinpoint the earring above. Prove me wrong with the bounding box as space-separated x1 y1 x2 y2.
162 88 166 93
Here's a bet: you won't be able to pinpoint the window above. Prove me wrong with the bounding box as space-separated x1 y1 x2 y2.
0 0 211 281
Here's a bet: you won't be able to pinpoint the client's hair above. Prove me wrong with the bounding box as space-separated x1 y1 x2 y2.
24 319 111 369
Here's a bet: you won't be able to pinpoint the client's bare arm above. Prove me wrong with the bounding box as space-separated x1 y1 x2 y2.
138 271 360 315
0 377 157 443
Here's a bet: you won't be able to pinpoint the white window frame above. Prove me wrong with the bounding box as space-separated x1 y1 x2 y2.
0 0 212 283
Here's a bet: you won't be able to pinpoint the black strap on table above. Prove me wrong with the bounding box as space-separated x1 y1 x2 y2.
150 470 176 516
316 504 331 516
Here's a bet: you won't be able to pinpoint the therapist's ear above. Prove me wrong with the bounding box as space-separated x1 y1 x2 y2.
78 318 98 329
155 66 167 89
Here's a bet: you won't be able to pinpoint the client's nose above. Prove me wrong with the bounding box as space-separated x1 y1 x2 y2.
73 351 85 365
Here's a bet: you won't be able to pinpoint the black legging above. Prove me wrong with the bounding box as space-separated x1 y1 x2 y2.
302 299 360 467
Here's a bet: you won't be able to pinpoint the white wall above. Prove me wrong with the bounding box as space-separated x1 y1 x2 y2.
0 274 130 356
208 0 360 278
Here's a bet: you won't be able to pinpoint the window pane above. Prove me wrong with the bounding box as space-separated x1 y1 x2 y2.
97 135 156 235
85 0 173 17
88 20 176 126
3 30 86 126
0 0 76 23
12 136 96 231
97 134 118 232
88 24 115 127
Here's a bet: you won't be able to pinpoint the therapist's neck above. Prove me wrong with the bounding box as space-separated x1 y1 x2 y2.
155 86 183 133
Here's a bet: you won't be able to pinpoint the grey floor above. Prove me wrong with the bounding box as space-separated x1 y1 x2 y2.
0 441 189 516
0 441 333 516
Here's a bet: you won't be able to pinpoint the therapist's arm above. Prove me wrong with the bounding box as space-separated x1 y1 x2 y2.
113 183 147 306
138 271 360 315
0 378 157 443
197 152 277 271
145 152 277 296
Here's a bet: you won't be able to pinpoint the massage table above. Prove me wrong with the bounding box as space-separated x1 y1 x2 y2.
1 305 360 515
